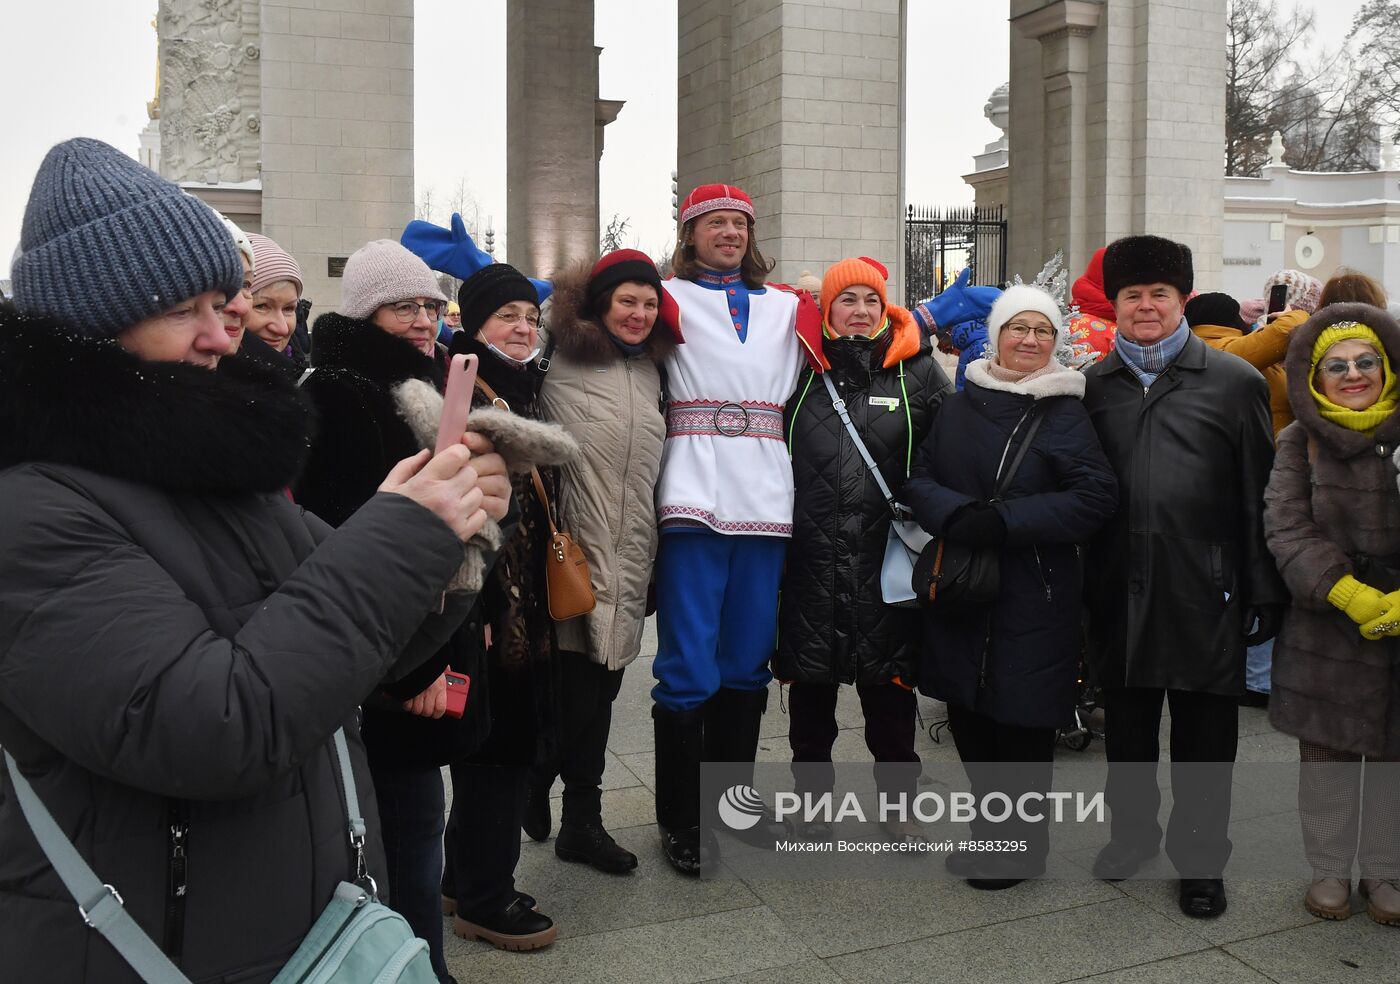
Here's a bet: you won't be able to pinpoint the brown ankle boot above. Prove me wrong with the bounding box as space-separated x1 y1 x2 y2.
1304 877 1351 920
1360 878 1400 926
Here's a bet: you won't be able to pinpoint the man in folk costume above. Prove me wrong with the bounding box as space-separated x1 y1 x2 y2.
652 183 823 874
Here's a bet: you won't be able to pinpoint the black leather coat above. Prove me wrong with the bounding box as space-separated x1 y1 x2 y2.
1082 330 1287 694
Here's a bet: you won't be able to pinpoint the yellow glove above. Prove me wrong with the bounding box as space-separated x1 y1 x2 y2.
1360 590 1400 640
1327 575 1387 625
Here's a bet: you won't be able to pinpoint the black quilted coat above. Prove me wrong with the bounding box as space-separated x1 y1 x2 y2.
775 308 951 685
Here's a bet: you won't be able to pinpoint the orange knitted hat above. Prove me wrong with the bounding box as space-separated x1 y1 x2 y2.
821 256 889 328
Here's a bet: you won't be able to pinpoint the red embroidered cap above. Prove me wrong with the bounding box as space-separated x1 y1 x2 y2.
680 183 755 225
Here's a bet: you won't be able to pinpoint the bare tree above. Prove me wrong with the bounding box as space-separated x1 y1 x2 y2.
1226 0 1400 174
1225 0 1320 175
601 214 631 253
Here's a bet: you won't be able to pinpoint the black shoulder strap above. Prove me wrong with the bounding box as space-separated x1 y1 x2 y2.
994 408 1045 499
536 334 559 373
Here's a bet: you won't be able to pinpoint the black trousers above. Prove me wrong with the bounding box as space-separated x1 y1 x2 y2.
1103 686 1238 878
530 653 624 828
442 761 525 918
946 702 1056 868
788 681 920 797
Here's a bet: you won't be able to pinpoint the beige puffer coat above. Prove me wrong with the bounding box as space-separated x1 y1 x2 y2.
538 261 675 669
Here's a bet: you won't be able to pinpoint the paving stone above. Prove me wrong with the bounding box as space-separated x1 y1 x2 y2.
445 905 815 984
1065 948 1275 983
702 960 845 984
823 897 1209 983
748 876 1121 959
480 824 761 941
1225 915 1400 983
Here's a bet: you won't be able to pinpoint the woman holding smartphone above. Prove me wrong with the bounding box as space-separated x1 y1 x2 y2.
295 240 573 980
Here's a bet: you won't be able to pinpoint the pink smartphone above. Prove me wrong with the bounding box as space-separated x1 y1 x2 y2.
436 354 479 454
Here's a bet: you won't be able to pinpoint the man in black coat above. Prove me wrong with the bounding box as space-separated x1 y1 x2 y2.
1081 235 1287 919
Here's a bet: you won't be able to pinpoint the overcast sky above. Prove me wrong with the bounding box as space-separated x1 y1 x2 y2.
0 0 1372 279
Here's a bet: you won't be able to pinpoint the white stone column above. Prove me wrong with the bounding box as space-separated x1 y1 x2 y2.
1008 0 1226 286
506 0 604 278
257 0 417 311
677 0 907 295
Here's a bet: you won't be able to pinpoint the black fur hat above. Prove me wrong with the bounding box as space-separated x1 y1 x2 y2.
1102 235 1193 303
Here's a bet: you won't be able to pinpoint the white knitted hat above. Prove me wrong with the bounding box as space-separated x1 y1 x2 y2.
340 239 446 319
986 284 1064 354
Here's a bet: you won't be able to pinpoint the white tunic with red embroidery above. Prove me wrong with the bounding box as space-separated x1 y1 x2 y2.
658 273 801 536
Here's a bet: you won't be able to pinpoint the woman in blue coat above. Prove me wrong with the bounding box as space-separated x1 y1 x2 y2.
903 284 1118 890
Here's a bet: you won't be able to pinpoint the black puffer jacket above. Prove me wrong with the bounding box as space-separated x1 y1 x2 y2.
0 307 473 983
903 359 1118 728
775 308 950 685
295 312 491 770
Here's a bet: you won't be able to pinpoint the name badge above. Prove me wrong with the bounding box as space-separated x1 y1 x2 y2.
869 397 900 411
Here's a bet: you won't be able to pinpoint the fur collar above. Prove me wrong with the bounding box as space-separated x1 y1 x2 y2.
0 304 314 493
1286 302 1400 458
964 357 1087 400
545 259 679 367
311 311 443 391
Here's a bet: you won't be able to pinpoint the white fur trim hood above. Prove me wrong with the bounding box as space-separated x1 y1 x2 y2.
964 357 1087 400
389 376 580 592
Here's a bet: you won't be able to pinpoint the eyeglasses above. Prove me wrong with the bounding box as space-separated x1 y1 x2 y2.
1003 322 1056 342
1319 355 1383 377
491 310 540 328
386 300 445 323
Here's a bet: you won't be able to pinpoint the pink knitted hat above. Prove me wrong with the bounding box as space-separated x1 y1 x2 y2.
248 233 304 296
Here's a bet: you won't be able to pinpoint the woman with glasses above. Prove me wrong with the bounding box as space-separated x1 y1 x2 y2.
1263 304 1400 927
903 284 1117 890
293 239 487 982
438 262 564 951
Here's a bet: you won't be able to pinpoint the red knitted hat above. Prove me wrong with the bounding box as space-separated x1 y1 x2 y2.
586 248 683 342
680 183 754 225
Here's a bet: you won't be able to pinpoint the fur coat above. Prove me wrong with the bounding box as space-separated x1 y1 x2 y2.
1264 302 1400 757
295 312 577 768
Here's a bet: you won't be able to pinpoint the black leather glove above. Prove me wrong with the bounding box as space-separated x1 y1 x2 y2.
1244 605 1284 647
943 501 1007 545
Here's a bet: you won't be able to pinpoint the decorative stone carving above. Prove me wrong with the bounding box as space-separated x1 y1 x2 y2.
157 0 261 185
1268 130 1286 168
984 83 1010 136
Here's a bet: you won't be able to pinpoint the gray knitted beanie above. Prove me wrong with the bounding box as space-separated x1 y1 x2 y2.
11 138 242 339
339 239 447 319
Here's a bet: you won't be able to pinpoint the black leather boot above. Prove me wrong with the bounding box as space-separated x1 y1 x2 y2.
703 686 769 763
555 822 638 874
653 703 705 876
521 781 551 843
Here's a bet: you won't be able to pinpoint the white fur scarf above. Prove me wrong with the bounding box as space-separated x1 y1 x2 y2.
392 377 580 593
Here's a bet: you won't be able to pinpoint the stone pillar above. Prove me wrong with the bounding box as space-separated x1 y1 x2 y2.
1008 0 1226 286
677 0 907 295
506 0 610 277
256 0 416 312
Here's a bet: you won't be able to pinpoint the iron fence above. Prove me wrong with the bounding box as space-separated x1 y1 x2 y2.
903 204 1007 306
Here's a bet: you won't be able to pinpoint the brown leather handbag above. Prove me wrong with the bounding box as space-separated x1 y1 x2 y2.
472 375 596 621
530 467 596 620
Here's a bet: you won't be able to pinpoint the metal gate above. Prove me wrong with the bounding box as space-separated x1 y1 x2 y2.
903 205 1007 306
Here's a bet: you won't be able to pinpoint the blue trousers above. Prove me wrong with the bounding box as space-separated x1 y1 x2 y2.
652 531 786 711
